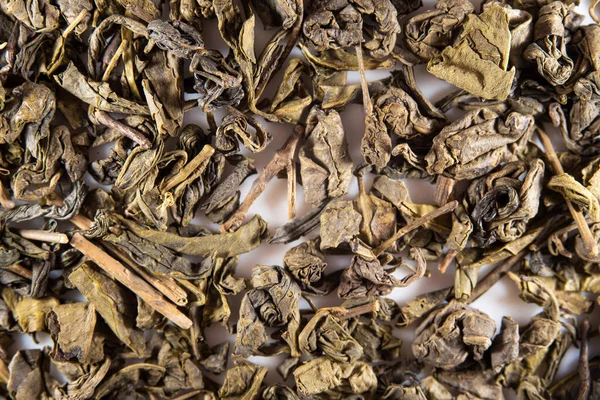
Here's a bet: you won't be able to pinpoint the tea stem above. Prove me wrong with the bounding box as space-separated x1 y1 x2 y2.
434 176 456 206
579 319 590 400
467 251 526 303
0 358 8 384
438 249 458 274
332 301 379 320
288 156 296 220
537 128 599 258
355 45 373 115
0 181 15 210
373 200 459 256
47 196 189 307
62 9 88 38
93 110 152 149
104 242 188 306
16 229 69 244
5 263 33 280
160 144 215 193
101 39 128 82
71 233 193 329
221 125 305 232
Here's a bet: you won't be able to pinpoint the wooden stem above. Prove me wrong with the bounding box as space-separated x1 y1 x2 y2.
17 229 69 244
537 128 599 258
578 319 591 400
70 233 192 329
160 145 215 193
332 301 380 320
467 251 526 303
103 243 188 306
47 196 189 308
373 200 459 256
221 125 305 232
101 39 128 82
438 249 458 274
434 176 456 206
5 263 33 280
355 45 372 115
93 110 152 149
0 181 14 210
287 159 296 220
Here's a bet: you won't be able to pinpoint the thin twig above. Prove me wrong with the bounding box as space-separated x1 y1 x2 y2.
356 45 372 114
331 301 380 320
288 158 296 220
373 200 459 256
101 39 128 82
537 127 599 258
4 263 33 280
71 233 192 329
160 145 215 193
438 249 458 274
92 110 152 149
0 181 15 210
467 251 527 303
578 319 591 400
103 242 188 306
16 229 69 244
221 125 305 232
47 196 188 307
434 176 456 206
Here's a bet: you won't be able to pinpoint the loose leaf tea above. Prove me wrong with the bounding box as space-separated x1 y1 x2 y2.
1 0 600 398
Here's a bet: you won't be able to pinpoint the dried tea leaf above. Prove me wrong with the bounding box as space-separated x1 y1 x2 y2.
218 360 267 400
405 0 474 61
299 106 352 206
293 357 377 398
320 200 362 250
427 3 516 100
68 262 146 356
235 265 301 357
46 302 99 364
425 109 535 180
524 2 577 86
412 301 496 368
467 159 545 246
118 215 268 257
55 63 149 115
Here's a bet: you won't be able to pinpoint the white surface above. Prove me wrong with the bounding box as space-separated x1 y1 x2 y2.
11 0 600 396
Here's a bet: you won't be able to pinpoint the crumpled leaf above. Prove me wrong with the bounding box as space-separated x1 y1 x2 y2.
548 172 600 222
216 107 271 154
405 0 474 62
235 265 301 357
299 106 353 206
68 262 146 356
293 357 377 398
412 300 496 368
299 308 363 362
320 200 362 250
117 214 268 257
55 63 149 115
46 302 99 364
524 2 577 86
283 239 331 295
302 0 400 59
425 108 535 180
467 159 545 247
339 248 427 299
218 360 267 400
427 3 516 101
551 72 600 156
